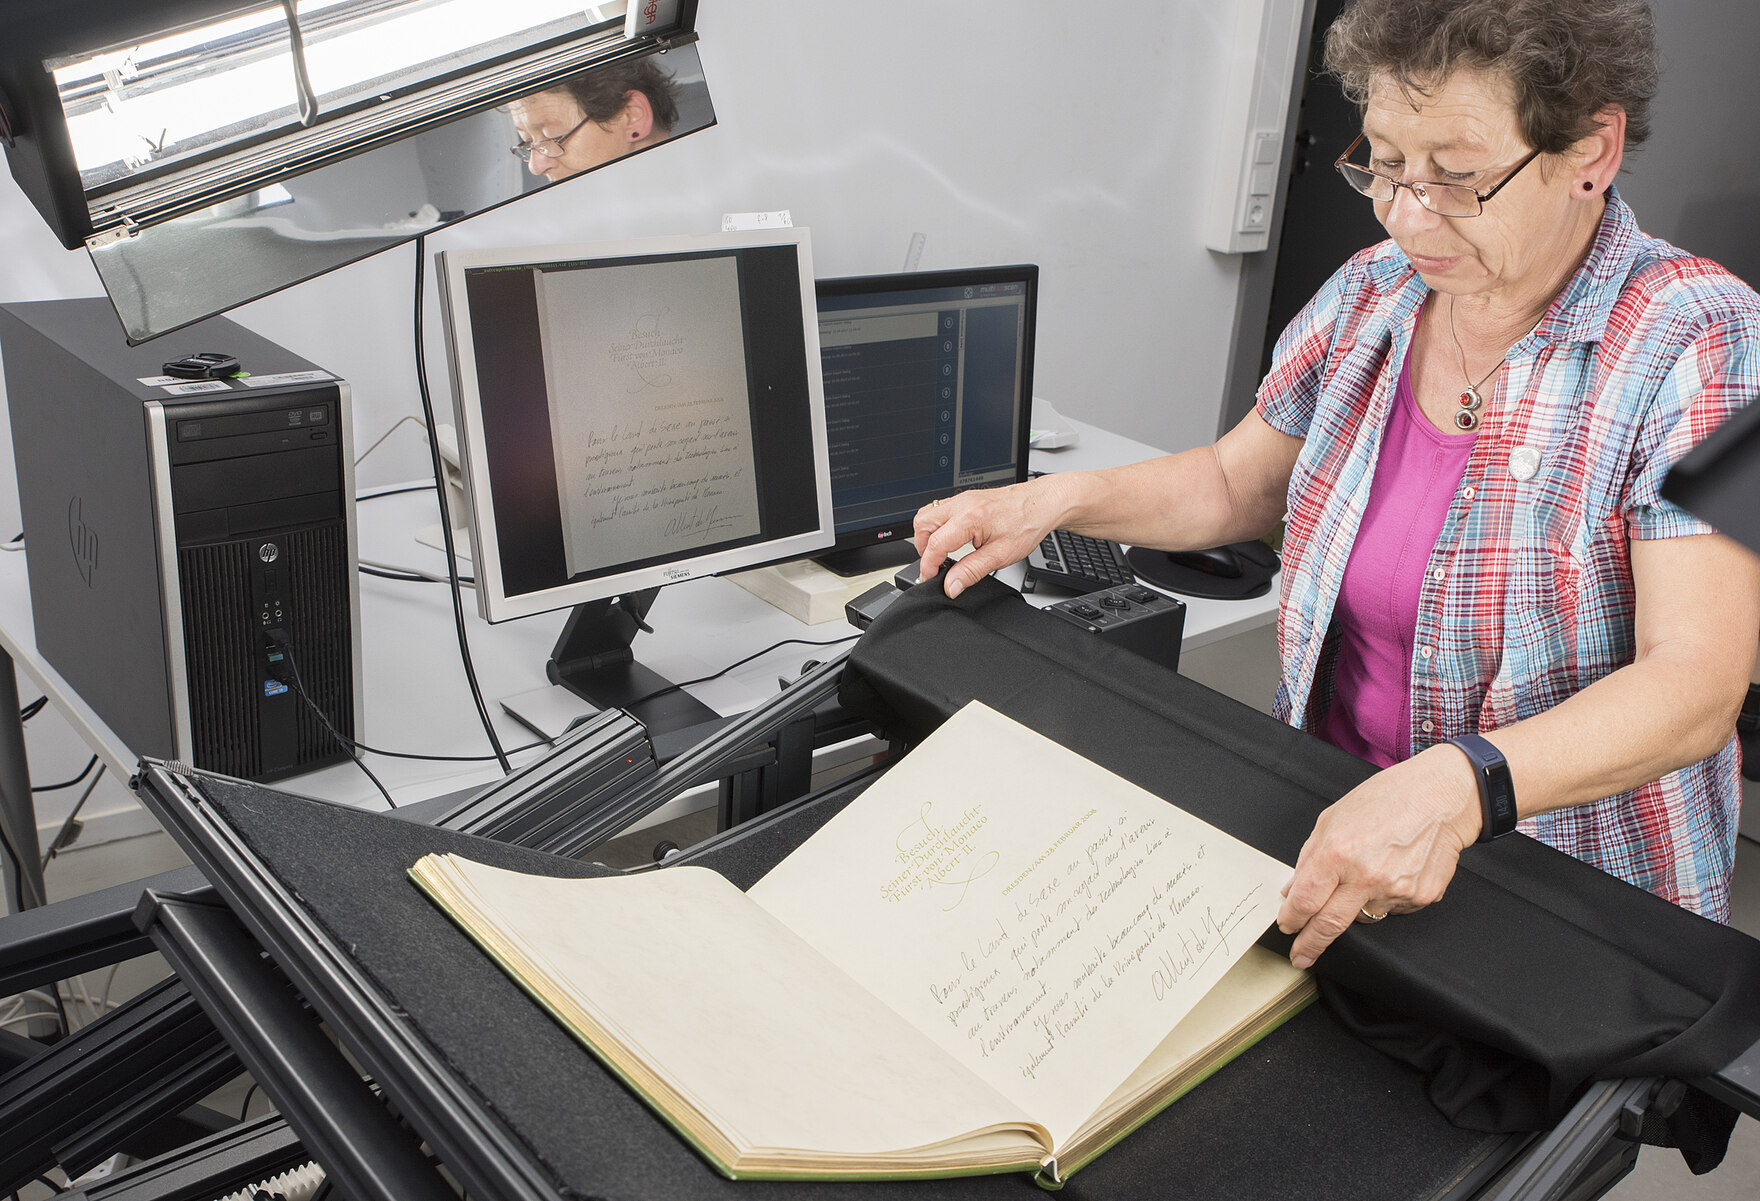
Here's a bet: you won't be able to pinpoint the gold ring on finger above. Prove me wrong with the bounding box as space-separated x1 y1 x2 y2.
1359 908 1388 923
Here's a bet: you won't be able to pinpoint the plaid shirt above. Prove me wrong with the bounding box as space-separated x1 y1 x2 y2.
1256 191 1760 920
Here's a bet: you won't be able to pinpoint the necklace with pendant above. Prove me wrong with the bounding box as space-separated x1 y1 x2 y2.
1445 300 1511 432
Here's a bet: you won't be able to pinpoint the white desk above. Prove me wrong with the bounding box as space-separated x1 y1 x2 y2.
0 417 1278 881
1031 420 1282 652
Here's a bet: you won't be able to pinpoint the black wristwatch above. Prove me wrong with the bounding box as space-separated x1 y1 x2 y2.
1449 733 1517 842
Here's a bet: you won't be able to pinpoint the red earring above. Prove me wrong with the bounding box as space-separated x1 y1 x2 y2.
1582 181 1595 192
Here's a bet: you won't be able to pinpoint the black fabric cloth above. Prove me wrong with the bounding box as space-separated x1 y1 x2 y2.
1639 1085 1742 1176
182 751 1514 1199
838 576 1760 1154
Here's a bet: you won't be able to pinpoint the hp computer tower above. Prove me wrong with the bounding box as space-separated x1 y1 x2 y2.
0 299 361 782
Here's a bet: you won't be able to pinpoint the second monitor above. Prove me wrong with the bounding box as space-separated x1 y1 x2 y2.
813 264 1038 576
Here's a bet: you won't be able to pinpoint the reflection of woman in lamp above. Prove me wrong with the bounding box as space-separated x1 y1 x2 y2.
508 59 680 183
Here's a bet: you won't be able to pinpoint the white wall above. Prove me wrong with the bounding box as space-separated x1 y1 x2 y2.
0 1 1256 855
1 1 1753 860
0 1 1255 492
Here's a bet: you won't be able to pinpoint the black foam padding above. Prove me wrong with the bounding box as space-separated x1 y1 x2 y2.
187 768 1518 1199
190 775 1033 1199
840 577 1760 1133
169 574 1760 1195
1058 1003 1508 1201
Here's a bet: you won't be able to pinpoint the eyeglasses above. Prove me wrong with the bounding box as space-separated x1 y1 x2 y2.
511 115 594 163
1334 132 1543 217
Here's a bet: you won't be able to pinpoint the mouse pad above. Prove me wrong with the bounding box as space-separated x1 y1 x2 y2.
1127 539 1278 600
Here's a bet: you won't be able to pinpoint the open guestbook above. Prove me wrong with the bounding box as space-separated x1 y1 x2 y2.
411 701 1314 1185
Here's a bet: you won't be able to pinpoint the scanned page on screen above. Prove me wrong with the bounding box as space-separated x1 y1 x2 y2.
536 256 762 577
749 702 1292 1151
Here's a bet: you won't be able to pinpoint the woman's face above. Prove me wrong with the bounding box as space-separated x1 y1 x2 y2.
507 91 630 182
1361 70 1587 308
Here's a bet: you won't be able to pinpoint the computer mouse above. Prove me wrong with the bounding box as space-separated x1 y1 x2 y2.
1164 545 1244 579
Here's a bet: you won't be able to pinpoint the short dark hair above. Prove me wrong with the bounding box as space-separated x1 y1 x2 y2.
547 57 681 131
1323 0 1658 154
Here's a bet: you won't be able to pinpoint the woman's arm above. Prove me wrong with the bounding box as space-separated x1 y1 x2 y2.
1276 531 1760 969
913 409 1304 599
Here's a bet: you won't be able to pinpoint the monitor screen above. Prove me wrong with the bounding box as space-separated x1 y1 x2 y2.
813 264 1037 575
439 230 834 624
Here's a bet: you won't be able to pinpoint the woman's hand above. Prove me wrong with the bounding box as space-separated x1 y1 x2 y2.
912 477 1073 599
1276 743 1484 969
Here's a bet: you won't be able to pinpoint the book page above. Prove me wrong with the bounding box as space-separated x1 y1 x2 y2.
535 256 762 577
749 701 1291 1150
1056 946 1313 1173
412 858 1048 1167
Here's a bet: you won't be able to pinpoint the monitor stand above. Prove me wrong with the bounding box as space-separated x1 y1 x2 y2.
811 539 918 578
546 590 717 737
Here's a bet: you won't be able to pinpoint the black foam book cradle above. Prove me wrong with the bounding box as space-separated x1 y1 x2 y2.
132 575 1760 1200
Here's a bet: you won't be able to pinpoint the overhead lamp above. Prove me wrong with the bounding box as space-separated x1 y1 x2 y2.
0 0 712 341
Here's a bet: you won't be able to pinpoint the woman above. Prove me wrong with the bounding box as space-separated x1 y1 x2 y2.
914 0 1760 971
508 59 680 183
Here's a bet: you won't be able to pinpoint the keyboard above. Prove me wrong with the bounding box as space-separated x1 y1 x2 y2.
1023 528 1135 593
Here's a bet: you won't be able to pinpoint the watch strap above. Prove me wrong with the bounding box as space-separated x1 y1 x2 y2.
1449 732 1517 842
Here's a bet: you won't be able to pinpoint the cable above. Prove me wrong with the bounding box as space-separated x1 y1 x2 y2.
357 558 474 587
622 635 859 712
0 817 26 914
279 718 547 764
0 989 63 1033
408 234 505 764
94 964 122 1024
0 1012 61 1034
62 977 95 1031
354 413 429 468
240 1081 262 1122
41 763 106 871
19 697 46 722
357 563 439 584
273 631 548 765
266 634 852 765
410 234 511 773
273 638 397 810
31 755 98 792
358 482 436 502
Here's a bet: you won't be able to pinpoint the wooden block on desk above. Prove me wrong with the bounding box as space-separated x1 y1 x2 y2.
727 559 896 625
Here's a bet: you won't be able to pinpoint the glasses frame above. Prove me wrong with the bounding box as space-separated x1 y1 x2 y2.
511 113 596 163
1333 132 1543 217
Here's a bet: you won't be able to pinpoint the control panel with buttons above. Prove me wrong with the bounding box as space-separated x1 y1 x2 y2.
1044 583 1187 674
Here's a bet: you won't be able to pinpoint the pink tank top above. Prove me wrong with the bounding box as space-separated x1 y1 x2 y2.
1313 348 1476 766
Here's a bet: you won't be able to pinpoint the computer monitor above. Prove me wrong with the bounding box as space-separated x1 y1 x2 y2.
438 229 833 731
812 264 1038 576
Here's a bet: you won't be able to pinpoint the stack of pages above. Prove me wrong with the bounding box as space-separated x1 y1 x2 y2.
413 700 1314 1184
